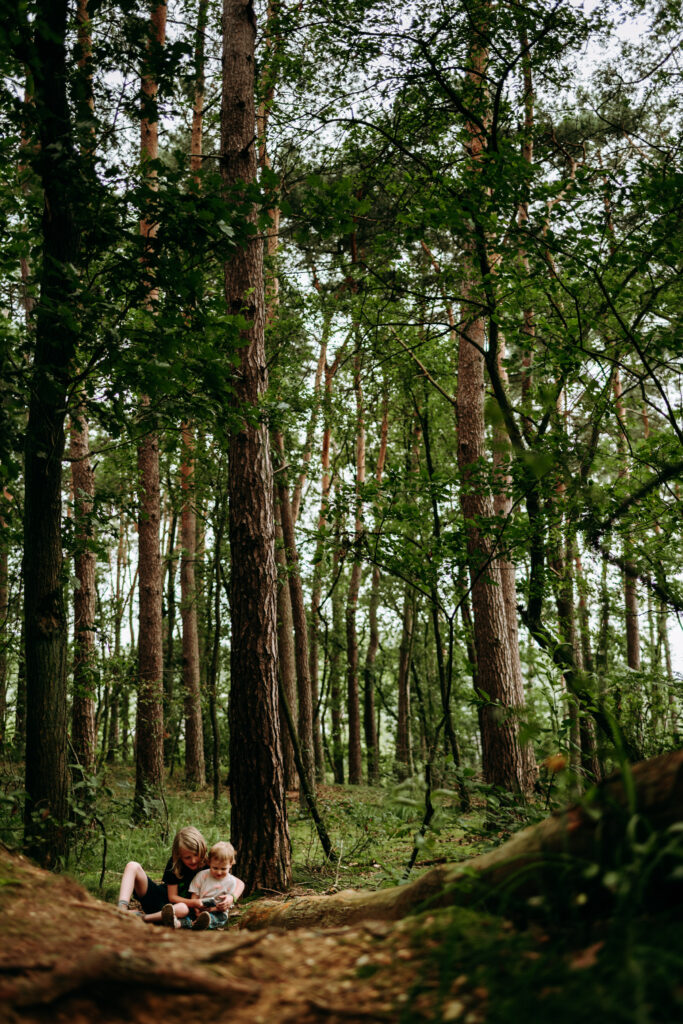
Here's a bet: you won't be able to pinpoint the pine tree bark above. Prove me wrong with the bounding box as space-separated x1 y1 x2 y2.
309 350 341 783
180 425 205 787
0 527 8 755
223 0 291 893
457 31 533 796
363 395 388 784
23 0 81 865
133 0 167 820
70 407 97 779
275 434 316 805
613 370 641 672
329 535 346 785
395 587 415 780
275 510 298 790
346 350 365 785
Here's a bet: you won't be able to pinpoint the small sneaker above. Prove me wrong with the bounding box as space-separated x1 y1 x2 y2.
192 911 211 931
161 904 177 928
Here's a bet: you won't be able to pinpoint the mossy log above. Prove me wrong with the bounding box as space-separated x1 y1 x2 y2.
240 750 683 932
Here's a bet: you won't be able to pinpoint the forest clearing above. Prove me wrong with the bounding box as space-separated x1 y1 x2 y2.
0 0 682 1019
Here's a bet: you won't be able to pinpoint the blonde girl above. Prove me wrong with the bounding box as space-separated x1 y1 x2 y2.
117 826 208 921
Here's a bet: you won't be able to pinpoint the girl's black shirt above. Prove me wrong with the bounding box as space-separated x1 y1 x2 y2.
161 858 198 899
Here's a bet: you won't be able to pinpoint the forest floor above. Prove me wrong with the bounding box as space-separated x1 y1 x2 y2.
0 840 498 1024
1 775 682 1022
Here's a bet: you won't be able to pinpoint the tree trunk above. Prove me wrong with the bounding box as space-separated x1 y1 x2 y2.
346 350 365 785
329 539 345 785
0 518 8 755
275 433 316 806
23 0 81 865
135 412 165 815
363 394 388 784
275 511 298 790
395 587 415 780
309 351 340 784
162 511 177 765
223 0 291 893
133 0 167 821
180 425 205 787
456 35 533 797
70 406 97 780
613 370 641 672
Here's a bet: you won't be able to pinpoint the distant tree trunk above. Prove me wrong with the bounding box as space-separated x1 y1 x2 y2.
70 406 97 781
23 0 81 865
456 31 533 796
206 507 225 807
395 587 415 780
223 0 290 893
419 395 468 802
0 535 7 754
346 350 365 785
15 616 26 758
180 425 205 787
275 511 298 790
134 0 167 820
363 394 388 784
329 523 346 785
275 432 316 806
177 0 207 789
613 370 641 672
492 340 536 783
162 511 177 765
575 553 602 781
309 350 340 784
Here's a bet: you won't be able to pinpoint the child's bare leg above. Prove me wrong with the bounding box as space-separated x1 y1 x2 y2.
118 862 148 911
143 910 163 924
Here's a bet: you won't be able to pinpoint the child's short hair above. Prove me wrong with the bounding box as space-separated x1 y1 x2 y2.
172 826 208 879
209 840 236 866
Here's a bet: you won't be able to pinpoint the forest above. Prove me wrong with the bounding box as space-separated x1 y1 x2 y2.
0 0 681 1021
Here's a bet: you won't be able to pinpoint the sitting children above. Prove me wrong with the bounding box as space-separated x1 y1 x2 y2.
159 840 245 931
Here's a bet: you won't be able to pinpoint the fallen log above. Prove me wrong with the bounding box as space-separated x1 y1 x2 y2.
240 749 683 931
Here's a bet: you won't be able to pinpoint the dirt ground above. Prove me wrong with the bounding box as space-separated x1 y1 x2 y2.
0 845 473 1024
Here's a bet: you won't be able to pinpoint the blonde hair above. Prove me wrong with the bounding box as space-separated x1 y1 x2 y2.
209 840 236 866
171 826 207 879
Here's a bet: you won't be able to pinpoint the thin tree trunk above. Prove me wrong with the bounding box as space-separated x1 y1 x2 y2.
134 0 167 821
329 530 345 785
275 511 298 791
309 349 341 783
0 535 8 755
207 510 225 808
69 0 97 786
275 432 316 806
395 587 415 780
363 394 388 784
456 30 533 796
613 370 641 672
223 0 291 894
163 512 177 765
180 425 205 787
346 350 365 785
70 406 97 781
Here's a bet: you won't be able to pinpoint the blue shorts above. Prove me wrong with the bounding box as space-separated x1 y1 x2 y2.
135 875 168 914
